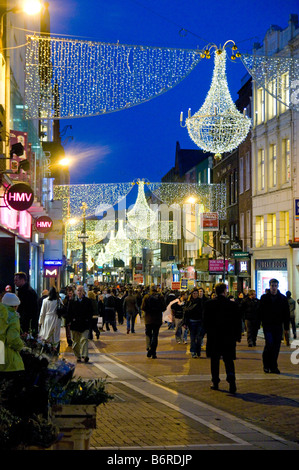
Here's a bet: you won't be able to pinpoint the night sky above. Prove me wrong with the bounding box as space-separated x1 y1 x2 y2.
47 0 299 186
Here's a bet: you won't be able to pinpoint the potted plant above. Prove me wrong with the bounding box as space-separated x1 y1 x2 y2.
0 405 59 450
48 377 113 450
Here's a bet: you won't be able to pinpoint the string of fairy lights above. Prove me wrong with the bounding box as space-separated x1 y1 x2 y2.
55 180 226 264
25 35 203 119
25 34 299 125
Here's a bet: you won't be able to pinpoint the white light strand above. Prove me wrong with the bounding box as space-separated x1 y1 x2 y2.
25 35 202 119
241 53 299 111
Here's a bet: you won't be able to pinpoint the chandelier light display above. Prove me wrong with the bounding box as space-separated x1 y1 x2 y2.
126 180 157 230
180 42 251 158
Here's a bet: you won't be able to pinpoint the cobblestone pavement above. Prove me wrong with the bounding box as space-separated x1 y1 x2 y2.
60 321 299 451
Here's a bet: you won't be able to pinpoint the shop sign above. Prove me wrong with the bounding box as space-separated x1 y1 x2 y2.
44 267 58 277
233 251 250 258
200 212 219 231
171 282 181 290
44 260 63 266
236 259 250 276
255 259 287 271
209 259 235 274
134 274 143 284
5 183 34 211
35 216 53 233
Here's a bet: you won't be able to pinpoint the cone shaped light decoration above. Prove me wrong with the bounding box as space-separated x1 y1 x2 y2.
127 181 157 230
182 47 251 157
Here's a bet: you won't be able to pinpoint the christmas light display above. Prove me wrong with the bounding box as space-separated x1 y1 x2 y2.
25 35 202 119
127 181 157 230
181 47 251 156
241 53 299 111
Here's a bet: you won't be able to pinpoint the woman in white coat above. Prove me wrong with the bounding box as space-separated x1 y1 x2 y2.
38 287 63 350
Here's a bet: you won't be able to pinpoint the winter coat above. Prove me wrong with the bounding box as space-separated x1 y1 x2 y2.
183 296 207 324
241 297 260 322
287 297 296 319
16 282 38 334
141 293 166 325
39 298 62 345
203 295 242 359
67 296 93 332
0 303 24 372
258 290 290 331
123 295 138 315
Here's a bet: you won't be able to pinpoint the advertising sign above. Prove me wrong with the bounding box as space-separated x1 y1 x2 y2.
35 216 53 233
200 212 219 231
5 183 34 211
171 282 181 290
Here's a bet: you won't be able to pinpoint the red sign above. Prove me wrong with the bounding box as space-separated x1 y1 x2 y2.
35 216 53 233
5 183 34 211
171 282 181 290
200 212 219 231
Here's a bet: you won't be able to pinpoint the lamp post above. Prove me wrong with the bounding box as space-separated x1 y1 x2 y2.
78 203 88 285
219 232 230 284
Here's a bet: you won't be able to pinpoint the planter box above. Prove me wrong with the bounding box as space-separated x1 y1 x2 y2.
50 404 97 450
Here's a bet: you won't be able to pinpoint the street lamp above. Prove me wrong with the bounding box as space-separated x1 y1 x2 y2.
78 202 88 285
1 0 42 38
219 232 230 284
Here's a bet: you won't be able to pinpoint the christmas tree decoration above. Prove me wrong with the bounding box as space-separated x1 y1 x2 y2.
180 44 251 157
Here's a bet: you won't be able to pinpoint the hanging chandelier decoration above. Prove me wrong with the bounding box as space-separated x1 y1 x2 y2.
126 180 157 231
180 41 251 159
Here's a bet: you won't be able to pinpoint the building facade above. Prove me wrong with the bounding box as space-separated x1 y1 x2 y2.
251 14 299 299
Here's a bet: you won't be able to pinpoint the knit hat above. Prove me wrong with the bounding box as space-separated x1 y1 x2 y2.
2 293 21 306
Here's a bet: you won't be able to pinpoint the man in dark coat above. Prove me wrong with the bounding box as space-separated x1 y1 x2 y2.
203 283 242 393
14 272 38 335
141 286 166 359
66 285 93 363
182 288 207 358
258 279 290 374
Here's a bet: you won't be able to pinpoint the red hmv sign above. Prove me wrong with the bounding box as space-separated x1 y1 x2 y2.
35 216 53 233
5 183 34 211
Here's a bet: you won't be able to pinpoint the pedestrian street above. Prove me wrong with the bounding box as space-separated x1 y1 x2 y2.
60 322 299 451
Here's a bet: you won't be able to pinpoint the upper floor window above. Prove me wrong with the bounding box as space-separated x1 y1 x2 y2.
257 87 265 124
270 144 277 187
258 149 265 190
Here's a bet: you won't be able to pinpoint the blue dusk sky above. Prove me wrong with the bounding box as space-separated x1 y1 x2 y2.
47 0 298 186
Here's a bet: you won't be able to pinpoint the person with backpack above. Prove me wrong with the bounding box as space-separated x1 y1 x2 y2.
141 286 166 359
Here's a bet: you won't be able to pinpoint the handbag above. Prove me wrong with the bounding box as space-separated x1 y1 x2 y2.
56 299 65 319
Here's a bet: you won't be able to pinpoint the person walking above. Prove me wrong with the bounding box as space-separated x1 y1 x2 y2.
14 272 38 335
258 279 290 374
141 285 166 359
123 289 139 333
286 291 297 340
203 283 242 393
63 286 75 346
38 287 63 353
241 289 260 347
66 285 93 363
182 288 207 358
104 289 118 331
171 291 188 344
87 290 101 340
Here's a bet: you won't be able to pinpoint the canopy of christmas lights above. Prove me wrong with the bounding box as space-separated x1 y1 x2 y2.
241 53 299 111
182 50 251 155
25 35 202 119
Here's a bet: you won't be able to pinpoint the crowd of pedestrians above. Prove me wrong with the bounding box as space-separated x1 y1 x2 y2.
0 273 297 394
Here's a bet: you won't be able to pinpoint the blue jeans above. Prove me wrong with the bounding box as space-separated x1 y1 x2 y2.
126 313 137 332
189 320 205 356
